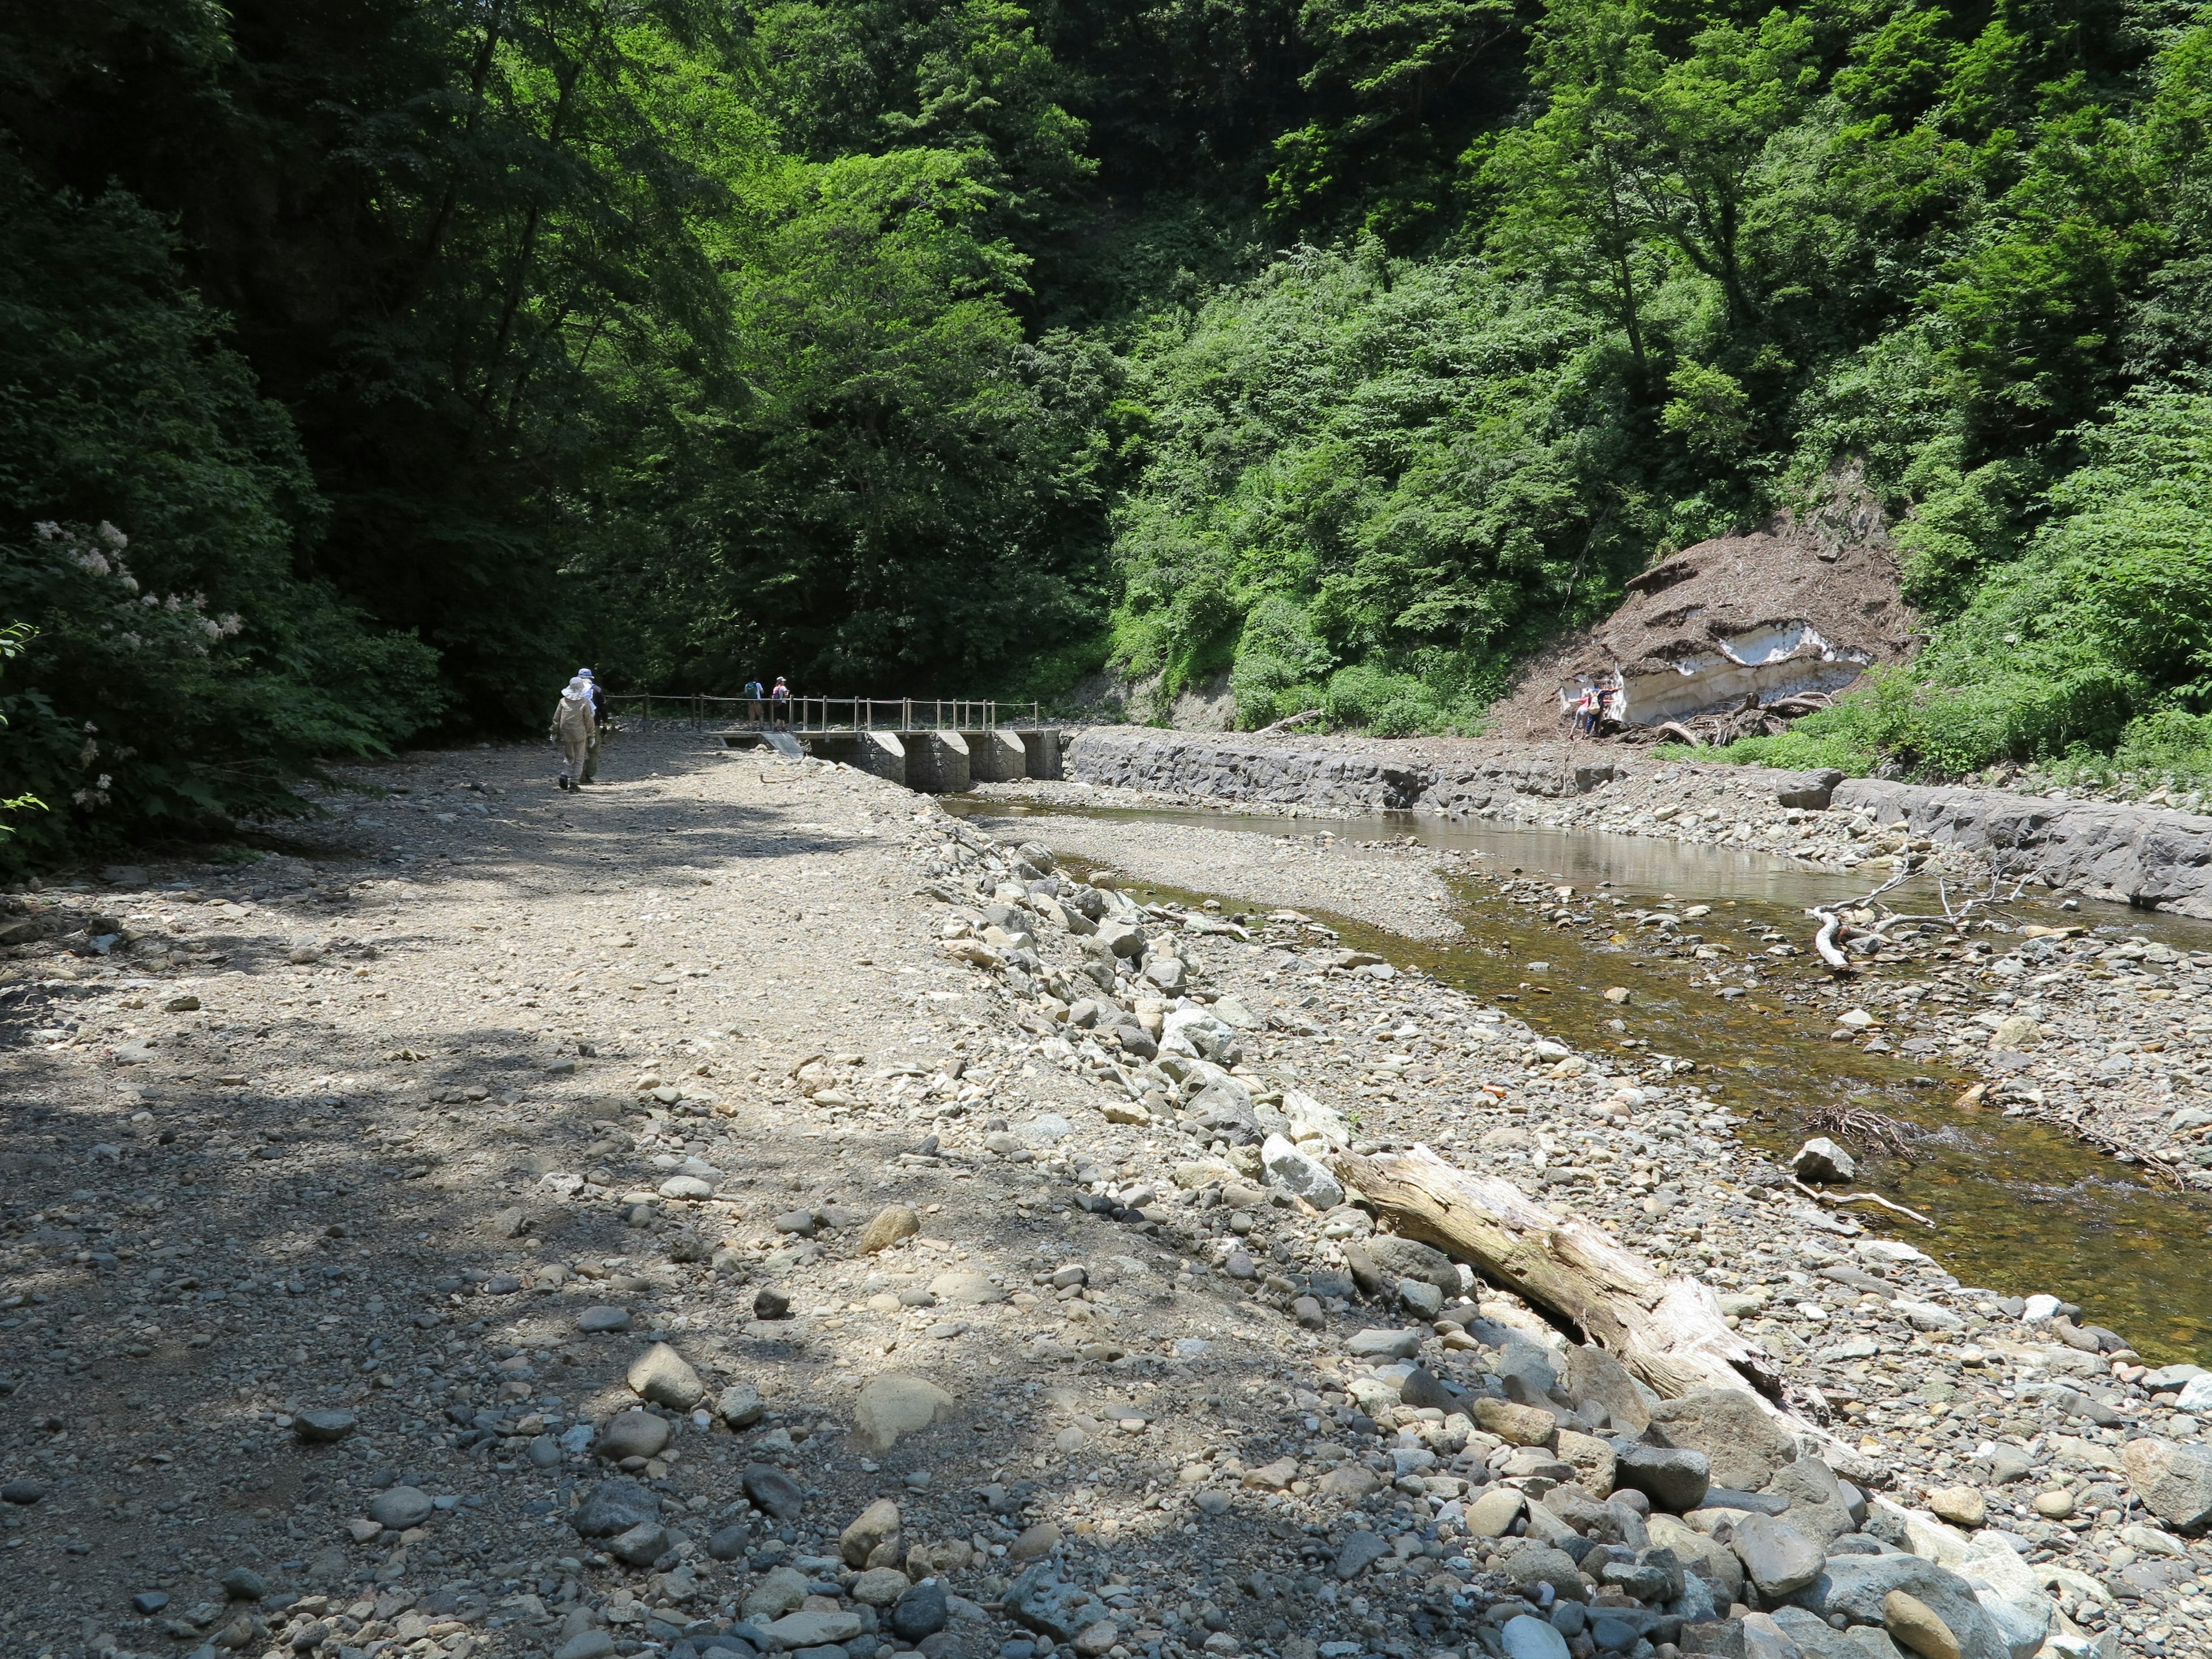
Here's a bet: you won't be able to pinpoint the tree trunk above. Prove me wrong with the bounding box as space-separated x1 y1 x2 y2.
1332 1144 1786 1403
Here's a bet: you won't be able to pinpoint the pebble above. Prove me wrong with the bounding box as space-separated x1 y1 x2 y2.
576 1305 632 1333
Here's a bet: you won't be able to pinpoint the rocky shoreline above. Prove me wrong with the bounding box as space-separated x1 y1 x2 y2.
0 729 2206 1659
971 733 2212 1195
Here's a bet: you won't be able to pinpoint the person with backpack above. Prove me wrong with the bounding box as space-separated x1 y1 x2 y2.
550 669 597 790
770 676 791 730
743 677 765 728
579 671 613 783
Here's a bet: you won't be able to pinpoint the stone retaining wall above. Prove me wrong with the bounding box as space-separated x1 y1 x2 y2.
1834 779 2212 918
1064 726 2212 914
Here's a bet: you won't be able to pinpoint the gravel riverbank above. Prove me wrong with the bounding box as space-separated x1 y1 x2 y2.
0 729 2205 1659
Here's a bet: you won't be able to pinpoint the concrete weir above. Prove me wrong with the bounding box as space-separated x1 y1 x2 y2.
723 724 1063 795
961 729 1027 783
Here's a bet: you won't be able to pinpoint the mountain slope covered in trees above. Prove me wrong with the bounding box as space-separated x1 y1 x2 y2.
7 0 2212 861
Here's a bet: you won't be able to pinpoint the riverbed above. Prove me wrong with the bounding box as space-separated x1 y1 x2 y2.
957 796 2212 1363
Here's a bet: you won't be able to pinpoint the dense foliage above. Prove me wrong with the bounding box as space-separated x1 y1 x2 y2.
13 0 2212 859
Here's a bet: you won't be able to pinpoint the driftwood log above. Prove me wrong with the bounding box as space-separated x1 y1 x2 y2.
1334 1144 1786 1403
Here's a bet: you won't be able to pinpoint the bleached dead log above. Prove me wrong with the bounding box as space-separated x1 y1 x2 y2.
1653 720 1702 748
1334 1143 1785 1402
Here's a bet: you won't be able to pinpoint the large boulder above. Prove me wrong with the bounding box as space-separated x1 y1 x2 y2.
1646 1388 1801 1492
2122 1436 2212 1533
1793 1554 2010 1659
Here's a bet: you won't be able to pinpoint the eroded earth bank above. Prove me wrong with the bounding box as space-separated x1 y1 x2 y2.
2 726 2210 1659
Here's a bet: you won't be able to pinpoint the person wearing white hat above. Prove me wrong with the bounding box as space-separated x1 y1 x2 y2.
550 668 597 790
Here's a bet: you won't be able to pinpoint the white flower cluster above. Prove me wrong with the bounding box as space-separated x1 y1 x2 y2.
33 518 243 653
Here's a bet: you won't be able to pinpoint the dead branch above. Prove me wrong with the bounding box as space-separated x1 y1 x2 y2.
1653 721 1702 748
1789 1177 1936 1228
1257 709 1324 736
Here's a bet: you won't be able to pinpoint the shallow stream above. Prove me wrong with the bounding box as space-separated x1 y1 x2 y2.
960 799 2212 1363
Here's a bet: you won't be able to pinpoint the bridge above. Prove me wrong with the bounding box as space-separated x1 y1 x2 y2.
605 694 1065 793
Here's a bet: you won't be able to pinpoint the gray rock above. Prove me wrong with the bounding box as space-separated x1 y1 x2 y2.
707 1525 751 1562
528 1434 562 1469
1333 1531 1391 1580
763 1612 865 1647
1188 1081 1261 1145
0 1480 46 1505
1646 1388 1800 1491
840 1497 903 1567
571 1478 661 1538
1613 1443 1711 1513
1003 1563 1101 1642
1772 770 1846 810
554 1634 619 1659
595 1410 672 1462
626 1342 705 1409
2122 1436 2212 1532
218 1567 267 1601
1399 1366 1455 1412
367 1486 434 1531
1729 1513 1825 1600
1763 1458 1857 1544
744 1462 806 1520
1502 1543 1590 1603
744 1566 812 1622
1500 1615 1570 1659
1791 1138 1857 1184
1769 1608 1891 1659
892 1581 949 1642
1346 1328 1421 1359
717 1381 766 1427
577 1305 632 1334
1399 1278 1444 1318
1366 1234 1461 1295
1260 1134 1344 1209
292 1409 357 1444
1565 1343 1653 1434
1794 1554 2010 1659
609 1521 670 1566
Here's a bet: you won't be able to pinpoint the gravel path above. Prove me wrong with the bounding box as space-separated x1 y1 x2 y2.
0 729 2203 1659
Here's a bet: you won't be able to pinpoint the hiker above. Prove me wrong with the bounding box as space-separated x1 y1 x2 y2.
1571 687 1596 738
579 671 613 783
770 675 791 730
743 677 766 728
551 669 597 790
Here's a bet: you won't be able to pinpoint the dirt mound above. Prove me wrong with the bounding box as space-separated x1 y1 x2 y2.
1491 467 1919 740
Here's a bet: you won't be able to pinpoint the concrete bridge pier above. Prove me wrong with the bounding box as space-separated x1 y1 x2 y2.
1018 729 1062 779
904 730 970 793
808 730 907 785
962 729 1027 782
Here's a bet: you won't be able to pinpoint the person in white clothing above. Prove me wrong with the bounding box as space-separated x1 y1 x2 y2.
551 670 597 790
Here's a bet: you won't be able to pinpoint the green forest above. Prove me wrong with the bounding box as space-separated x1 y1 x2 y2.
8 0 2212 862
